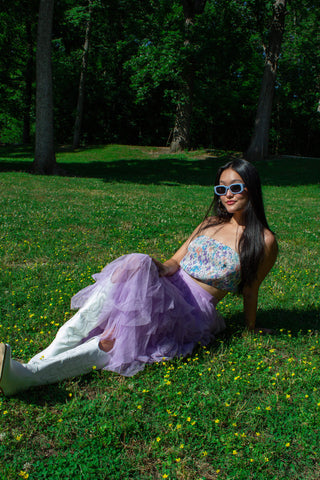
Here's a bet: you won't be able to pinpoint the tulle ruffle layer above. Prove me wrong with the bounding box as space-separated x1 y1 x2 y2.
71 254 225 376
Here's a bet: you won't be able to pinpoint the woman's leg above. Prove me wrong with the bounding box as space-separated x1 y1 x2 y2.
0 337 110 396
29 283 110 363
99 337 115 352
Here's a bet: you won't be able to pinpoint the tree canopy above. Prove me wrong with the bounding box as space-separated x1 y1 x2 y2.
1 0 319 157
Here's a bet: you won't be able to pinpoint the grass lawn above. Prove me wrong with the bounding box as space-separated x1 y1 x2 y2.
0 145 319 480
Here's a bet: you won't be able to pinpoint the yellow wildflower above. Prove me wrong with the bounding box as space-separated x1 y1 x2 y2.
18 472 29 479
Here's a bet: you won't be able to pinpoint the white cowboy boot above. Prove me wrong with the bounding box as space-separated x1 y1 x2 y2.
30 283 110 363
0 337 109 396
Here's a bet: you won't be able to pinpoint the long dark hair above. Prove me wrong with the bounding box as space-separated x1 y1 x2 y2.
201 158 272 292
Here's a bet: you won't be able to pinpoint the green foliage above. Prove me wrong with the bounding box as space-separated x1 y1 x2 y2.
0 2 37 144
275 0 320 155
124 1 187 106
0 0 319 154
0 145 319 479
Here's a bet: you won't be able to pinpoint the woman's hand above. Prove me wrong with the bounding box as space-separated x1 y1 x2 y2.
152 258 180 277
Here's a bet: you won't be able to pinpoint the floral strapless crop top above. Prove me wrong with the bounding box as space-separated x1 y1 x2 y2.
180 235 241 292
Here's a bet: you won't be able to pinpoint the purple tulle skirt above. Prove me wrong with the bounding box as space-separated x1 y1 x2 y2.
71 254 225 376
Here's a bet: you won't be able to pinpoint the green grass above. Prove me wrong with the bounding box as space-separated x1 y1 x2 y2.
0 145 319 480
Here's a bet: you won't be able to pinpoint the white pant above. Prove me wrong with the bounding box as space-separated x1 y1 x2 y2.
0 285 111 396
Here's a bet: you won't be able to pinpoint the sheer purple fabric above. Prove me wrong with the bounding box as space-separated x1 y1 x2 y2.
71 254 225 376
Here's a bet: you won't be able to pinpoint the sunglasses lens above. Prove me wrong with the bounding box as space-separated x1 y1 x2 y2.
215 186 226 195
230 184 242 193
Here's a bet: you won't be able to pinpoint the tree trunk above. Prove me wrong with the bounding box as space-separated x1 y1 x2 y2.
33 0 57 174
22 19 34 145
170 82 193 153
73 0 93 149
246 0 287 162
170 0 206 153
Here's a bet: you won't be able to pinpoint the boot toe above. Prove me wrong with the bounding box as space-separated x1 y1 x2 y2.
0 343 11 396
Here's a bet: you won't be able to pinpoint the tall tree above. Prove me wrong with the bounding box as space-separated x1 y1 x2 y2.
246 0 287 162
72 0 93 149
1 0 319 156
170 0 207 152
33 0 57 174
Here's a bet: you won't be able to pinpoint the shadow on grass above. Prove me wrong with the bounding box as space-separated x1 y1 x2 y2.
0 145 319 186
13 371 103 406
221 307 320 343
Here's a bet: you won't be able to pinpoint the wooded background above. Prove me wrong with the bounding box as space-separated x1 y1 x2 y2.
1 0 319 173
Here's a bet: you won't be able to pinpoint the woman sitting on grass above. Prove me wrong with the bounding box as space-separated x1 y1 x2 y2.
0 158 278 396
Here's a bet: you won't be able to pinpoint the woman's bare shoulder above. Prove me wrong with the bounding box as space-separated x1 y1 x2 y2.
263 229 278 259
264 229 277 246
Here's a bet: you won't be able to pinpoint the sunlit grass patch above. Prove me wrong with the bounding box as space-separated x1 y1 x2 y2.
0 146 319 479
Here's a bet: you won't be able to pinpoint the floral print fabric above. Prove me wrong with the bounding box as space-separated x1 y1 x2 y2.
180 235 241 292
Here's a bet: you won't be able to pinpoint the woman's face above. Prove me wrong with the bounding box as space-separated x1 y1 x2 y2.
218 168 249 216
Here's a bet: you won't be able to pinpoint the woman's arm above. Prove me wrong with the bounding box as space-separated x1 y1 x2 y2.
152 257 180 277
242 231 278 331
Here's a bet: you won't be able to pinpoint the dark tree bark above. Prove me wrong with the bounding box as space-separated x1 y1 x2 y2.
170 0 207 153
245 0 287 162
33 0 58 174
170 81 193 153
73 0 93 149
